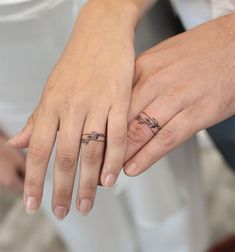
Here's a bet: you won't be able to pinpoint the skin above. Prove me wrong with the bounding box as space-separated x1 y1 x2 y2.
8 2 235 219
123 13 235 176
0 130 25 193
7 0 155 219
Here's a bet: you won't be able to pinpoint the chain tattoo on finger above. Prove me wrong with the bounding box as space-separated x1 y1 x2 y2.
135 112 161 135
81 131 106 145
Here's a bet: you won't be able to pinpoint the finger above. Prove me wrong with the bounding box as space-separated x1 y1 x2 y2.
52 113 85 220
7 115 34 148
101 104 128 189
124 93 184 163
127 80 157 122
77 111 107 215
128 79 191 122
124 104 203 176
24 109 58 215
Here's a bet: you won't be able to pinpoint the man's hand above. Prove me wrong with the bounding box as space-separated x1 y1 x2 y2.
0 131 25 193
123 13 235 176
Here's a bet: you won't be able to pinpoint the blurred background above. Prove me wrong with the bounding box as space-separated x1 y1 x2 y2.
1 0 235 252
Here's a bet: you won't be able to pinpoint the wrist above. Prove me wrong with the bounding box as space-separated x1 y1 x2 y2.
79 0 140 30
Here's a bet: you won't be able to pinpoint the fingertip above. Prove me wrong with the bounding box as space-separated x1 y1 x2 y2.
7 132 30 149
123 162 139 177
123 170 139 177
8 118 34 148
101 173 116 189
24 196 39 215
77 198 92 216
7 133 20 145
53 206 68 220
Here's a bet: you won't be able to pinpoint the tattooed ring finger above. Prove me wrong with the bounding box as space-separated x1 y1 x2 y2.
77 125 107 215
81 132 106 145
125 95 182 162
135 112 161 135
123 89 187 168
127 111 161 151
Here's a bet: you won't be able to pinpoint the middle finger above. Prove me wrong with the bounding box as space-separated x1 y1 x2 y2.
52 111 85 220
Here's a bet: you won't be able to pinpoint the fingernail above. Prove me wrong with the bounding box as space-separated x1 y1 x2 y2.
79 199 91 216
54 206 67 220
125 162 137 175
103 173 116 189
25 196 38 215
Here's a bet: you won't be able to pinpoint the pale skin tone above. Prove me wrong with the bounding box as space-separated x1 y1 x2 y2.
8 1 235 219
8 0 154 218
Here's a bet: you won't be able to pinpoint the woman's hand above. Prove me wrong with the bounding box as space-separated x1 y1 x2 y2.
0 131 25 193
123 13 235 176
8 1 140 218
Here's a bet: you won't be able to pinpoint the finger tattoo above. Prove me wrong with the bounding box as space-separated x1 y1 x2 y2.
135 112 161 135
81 131 106 145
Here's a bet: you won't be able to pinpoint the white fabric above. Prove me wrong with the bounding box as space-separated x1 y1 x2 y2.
171 0 211 29
171 0 235 29
211 0 235 18
0 0 66 22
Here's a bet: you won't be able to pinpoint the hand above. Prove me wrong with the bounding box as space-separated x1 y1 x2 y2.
0 131 25 193
8 1 139 218
123 13 235 176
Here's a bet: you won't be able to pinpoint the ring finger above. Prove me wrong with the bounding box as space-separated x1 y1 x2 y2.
124 94 185 163
77 111 108 215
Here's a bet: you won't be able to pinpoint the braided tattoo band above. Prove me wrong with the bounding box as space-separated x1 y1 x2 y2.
135 112 161 135
81 131 106 145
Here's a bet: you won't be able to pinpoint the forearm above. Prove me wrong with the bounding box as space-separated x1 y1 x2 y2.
79 0 157 31
63 0 156 57
87 0 157 17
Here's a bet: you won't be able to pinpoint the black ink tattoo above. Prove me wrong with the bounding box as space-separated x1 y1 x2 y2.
81 131 106 145
135 112 161 135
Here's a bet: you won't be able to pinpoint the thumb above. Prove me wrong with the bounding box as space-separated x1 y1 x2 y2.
7 116 34 149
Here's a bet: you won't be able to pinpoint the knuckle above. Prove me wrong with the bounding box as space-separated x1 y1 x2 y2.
24 179 42 197
83 144 103 165
28 145 46 164
127 123 148 144
142 147 156 161
114 130 127 145
155 129 176 148
70 99 87 113
79 186 96 199
56 152 76 171
54 189 71 203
